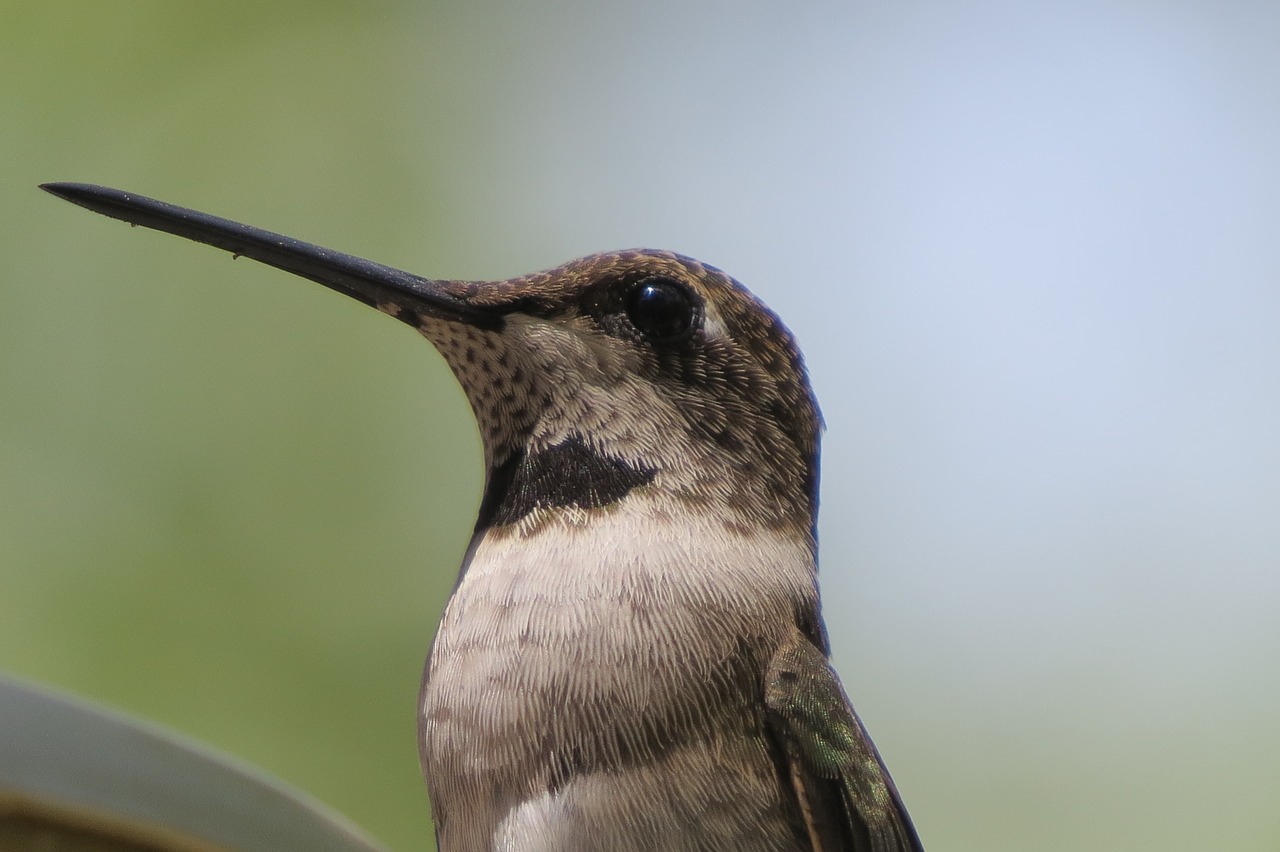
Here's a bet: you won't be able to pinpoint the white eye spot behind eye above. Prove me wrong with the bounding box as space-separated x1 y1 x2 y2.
700 308 728 343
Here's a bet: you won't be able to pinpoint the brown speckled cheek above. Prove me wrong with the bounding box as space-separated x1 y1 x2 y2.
416 318 547 465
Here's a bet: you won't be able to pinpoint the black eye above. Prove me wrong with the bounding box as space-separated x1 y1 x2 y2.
624 277 697 342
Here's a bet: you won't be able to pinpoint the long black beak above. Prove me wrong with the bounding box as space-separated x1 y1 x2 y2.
40 183 502 330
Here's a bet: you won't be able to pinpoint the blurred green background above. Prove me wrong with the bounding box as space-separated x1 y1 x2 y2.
4 2 1280 850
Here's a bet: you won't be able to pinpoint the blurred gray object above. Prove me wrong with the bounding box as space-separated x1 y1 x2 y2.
0 677 385 851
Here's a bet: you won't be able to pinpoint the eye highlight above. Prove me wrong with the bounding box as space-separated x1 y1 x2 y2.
624 277 698 342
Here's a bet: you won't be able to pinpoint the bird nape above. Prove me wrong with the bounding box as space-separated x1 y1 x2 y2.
42 181 924 852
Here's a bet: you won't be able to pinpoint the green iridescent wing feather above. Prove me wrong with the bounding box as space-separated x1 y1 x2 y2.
765 629 924 852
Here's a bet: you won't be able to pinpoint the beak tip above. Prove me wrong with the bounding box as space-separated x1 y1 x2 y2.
40 181 82 197
40 182 120 214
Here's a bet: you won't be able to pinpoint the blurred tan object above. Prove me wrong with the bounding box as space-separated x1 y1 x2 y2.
0 678 385 851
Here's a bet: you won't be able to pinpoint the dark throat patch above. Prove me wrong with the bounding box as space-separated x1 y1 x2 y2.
476 435 657 529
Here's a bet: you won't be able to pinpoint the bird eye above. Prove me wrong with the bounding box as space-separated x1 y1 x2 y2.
624 277 697 342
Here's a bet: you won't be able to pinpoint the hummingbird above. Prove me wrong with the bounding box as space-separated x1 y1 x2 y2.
41 183 924 852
